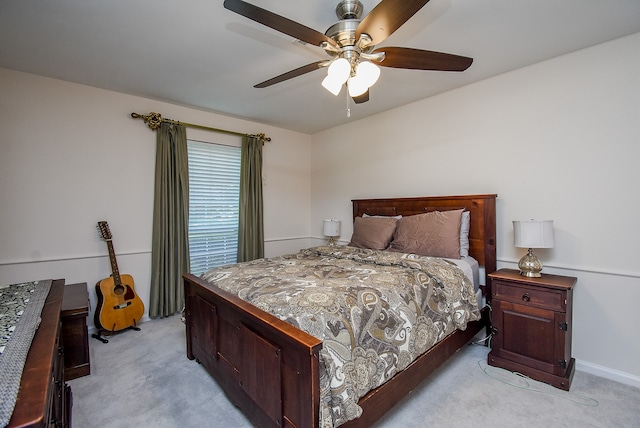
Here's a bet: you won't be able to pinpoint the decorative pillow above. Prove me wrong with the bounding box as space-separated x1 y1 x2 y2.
348 216 398 250
460 210 470 258
389 209 464 259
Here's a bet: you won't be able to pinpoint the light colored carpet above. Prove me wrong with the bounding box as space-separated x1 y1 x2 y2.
68 316 640 427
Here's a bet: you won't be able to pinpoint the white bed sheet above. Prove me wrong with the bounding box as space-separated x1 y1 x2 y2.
444 256 480 291
444 256 487 308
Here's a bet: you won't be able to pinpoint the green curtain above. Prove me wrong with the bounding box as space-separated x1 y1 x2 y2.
237 135 264 262
149 122 190 318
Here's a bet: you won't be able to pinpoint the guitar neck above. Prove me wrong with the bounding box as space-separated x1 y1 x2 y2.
105 239 122 285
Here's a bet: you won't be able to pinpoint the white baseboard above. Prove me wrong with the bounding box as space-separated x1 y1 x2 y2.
576 359 640 390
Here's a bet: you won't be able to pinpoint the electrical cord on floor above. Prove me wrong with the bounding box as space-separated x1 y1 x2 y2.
469 303 492 347
477 360 600 407
469 333 492 347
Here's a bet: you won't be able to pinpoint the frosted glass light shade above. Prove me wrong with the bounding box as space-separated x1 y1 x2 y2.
327 58 350 84
322 58 351 95
321 75 343 96
347 74 368 97
356 61 380 87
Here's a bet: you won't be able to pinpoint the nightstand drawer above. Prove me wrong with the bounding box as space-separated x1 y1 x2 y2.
492 280 565 312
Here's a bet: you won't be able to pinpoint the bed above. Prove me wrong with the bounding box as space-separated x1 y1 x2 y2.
183 194 496 428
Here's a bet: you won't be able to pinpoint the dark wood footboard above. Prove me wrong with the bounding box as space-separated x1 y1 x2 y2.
184 273 487 428
184 273 323 428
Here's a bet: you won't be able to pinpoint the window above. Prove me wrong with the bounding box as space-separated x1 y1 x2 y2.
187 140 241 276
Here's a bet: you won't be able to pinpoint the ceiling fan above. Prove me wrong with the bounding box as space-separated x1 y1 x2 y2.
223 0 473 104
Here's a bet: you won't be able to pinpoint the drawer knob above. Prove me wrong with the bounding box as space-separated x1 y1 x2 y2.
522 293 530 302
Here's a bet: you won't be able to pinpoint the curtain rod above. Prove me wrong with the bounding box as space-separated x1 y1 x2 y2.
130 112 271 142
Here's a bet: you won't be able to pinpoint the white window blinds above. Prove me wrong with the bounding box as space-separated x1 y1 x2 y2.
187 140 241 276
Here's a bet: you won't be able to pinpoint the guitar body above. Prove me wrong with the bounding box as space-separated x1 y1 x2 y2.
95 221 145 334
94 274 145 332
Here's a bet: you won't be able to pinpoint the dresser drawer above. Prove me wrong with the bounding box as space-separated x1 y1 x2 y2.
492 280 565 312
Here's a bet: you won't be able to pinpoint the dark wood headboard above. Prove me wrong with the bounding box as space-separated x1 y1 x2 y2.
352 194 497 286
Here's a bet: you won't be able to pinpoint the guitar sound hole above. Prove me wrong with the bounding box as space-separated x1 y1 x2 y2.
114 284 125 295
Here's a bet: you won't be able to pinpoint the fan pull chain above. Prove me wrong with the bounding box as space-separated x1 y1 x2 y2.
346 89 351 118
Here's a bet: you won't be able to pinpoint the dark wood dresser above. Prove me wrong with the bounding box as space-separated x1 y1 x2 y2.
8 279 72 428
487 268 576 390
61 283 91 381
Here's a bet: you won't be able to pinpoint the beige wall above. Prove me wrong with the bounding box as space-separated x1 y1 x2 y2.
310 33 640 385
0 67 312 325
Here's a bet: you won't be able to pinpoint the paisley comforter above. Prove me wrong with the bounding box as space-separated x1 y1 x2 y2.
201 246 480 427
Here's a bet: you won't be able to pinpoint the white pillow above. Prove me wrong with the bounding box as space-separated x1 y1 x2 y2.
460 211 470 258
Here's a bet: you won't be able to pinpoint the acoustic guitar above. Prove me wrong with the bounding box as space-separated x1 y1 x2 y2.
94 221 145 339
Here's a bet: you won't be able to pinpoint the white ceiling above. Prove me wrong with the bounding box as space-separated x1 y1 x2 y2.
2 0 640 134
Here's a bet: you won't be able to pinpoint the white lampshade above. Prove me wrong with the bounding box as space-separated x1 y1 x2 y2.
513 220 555 248
323 219 341 237
513 220 554 277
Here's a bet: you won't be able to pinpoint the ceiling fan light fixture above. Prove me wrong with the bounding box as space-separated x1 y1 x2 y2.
225 0 475 106
356 61 380 87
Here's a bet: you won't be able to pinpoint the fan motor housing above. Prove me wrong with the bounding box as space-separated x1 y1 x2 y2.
325 19 359 48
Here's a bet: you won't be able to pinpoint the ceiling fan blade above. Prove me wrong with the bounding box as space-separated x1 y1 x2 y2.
356 0 431 46
373 47 473 71
352 90 369 104
224 0 338 49
254 61 326 88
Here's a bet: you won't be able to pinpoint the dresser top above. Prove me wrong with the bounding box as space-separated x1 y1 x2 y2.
62 282 89 315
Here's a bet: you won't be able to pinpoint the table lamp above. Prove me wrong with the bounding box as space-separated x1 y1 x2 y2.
323 219 341 246
513 220 554 277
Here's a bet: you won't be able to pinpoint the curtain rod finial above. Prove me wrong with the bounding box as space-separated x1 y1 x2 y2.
131 111 162 130
145 112 163 130
255 133 271 143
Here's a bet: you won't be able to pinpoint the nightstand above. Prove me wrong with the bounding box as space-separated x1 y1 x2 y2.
62 282 91 380
487 268 576 390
